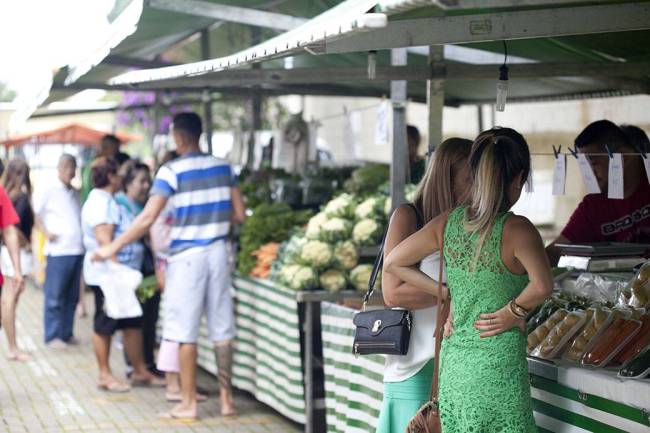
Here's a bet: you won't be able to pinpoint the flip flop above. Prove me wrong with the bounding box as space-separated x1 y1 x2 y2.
131 376 166 387
165 392 208 403
97 380 131 393
7 352 32 362
158 411 197 422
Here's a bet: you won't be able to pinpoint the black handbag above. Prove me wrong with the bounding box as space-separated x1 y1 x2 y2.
352 203 423 356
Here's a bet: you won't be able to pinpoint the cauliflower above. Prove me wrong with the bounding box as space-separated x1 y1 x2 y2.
319 269 347 292
320 217 352 243
289 266 318 291
355 196 384 221
277 264 301 285
306 212 328 239
352 219 382 246
333 241 359 270
281 235 308 264
324 193 355 219
350 264 379 292
300 240 333 269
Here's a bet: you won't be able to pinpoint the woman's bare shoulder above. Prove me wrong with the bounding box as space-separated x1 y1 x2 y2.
505 214 542 243
388 203 419 230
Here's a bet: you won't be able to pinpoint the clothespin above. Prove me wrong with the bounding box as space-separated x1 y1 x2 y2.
630 142 648 160
568 146 579 159
604 144 614 159
552 145 562 159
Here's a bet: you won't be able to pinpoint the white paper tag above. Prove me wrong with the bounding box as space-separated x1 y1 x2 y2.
643 158 650 185
375 100 389 146
607 153 624 199
525 168 534 193
552 154 566 196
576 154 601 194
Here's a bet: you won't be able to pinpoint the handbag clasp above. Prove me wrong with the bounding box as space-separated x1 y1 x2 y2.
372 319 382 333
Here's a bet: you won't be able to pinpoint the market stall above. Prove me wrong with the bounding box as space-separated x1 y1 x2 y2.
320 300 650 433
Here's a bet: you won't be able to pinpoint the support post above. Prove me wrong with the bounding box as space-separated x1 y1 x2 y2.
477 104 484 133
390 48 407 210
200 29 213 155
427 45 444 158
246 27 262 169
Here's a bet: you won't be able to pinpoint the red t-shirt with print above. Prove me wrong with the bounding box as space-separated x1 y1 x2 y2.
561 180 650 245
0 186 20 287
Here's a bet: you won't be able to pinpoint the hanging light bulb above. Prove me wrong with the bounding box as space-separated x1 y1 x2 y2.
495 40 509 112
367 50 377 79
496 64 509 112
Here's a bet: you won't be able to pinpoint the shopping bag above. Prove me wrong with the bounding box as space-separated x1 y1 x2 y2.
97 261 143 319
0 246 33 277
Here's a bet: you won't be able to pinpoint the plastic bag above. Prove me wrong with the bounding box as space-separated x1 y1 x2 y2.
618 260 650 308
97 261 143 319
567 272 628 305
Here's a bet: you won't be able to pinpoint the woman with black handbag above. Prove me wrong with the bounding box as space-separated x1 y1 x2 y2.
386 128 553 433
375 138 472 433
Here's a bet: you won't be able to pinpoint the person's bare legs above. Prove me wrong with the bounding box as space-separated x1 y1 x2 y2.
77 279 87 318
215 340 236 416
93 332 129 391
123 328 163 385
2 280 30 361
167 343 198 419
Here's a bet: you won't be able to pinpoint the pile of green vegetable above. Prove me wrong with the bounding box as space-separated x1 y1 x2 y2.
237 203 312 275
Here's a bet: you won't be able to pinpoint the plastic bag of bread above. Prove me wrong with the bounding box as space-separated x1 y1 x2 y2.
530 311 586 360
582 317 642 367
618 261 650 308
563 307 611 362
527 309 568 353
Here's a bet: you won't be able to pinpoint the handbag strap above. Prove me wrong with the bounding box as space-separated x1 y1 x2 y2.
430 223 450 402
362 203 424 307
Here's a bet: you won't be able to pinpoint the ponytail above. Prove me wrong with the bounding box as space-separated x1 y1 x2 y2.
464 128 530 265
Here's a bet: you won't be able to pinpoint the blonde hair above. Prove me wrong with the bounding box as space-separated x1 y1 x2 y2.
412 138 472 223
464 128 530 261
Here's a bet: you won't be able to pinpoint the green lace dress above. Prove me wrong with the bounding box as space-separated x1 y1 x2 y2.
440 207 537 432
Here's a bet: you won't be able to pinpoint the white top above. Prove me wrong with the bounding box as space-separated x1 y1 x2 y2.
33 179 84 256
81 189 120 286
383 251 446 383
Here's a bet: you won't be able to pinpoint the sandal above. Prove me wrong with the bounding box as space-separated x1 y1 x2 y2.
97 379 131 393
7 351 32 362
158 411 197 422
165 392 208 402
131 375 166 388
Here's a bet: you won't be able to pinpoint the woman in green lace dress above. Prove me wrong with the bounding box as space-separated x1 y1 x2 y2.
386 128 553 432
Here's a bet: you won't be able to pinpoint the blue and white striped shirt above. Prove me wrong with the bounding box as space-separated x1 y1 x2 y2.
151 152 235 255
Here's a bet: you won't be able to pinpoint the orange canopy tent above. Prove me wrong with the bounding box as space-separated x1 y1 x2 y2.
0 124 139 148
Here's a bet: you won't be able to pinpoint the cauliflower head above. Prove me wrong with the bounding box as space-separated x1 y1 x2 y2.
300 240 333 269
333 241 359 270
324 193 354 219
289 266 318 291
305 212 328 239
320 217 352 243
319 269 347 292
350 264 378 292
352 219 382 246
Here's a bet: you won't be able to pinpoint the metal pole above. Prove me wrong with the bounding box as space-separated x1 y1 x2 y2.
427 45 444 157
304 300 314 433
390 48 407 210
477 104 484 133
246 27 262 169
200 29 213 155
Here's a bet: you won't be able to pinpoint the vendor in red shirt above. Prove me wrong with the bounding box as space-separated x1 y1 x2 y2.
546 120 650 265
0 182 25 358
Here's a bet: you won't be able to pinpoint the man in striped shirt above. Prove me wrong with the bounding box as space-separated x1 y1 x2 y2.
95 112 245 420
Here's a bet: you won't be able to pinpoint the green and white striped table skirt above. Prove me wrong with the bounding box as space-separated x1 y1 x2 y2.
320 302 650 433
230 276 305 424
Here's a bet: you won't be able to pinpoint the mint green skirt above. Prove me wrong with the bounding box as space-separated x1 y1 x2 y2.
375 359 434 433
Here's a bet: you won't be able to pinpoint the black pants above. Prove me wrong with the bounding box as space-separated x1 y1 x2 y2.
124 291 161 370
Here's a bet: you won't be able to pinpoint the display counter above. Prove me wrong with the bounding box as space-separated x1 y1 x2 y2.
320 301 650 433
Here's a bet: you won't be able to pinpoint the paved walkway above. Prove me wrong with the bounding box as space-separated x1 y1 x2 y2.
0 283 301 433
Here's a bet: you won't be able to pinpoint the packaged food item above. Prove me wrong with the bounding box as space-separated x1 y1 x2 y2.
582 318 642 367
618 260 650 308
618 346 650 380
563 307 611 362
527 309 568 352
526 299 563 334
608 315 650 367
530 311 586 360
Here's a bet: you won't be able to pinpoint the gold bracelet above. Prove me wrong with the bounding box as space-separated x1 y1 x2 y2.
511 298 529 316
508 301 527 319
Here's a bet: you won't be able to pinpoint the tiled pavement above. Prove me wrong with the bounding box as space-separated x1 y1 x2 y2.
0 283 301 433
